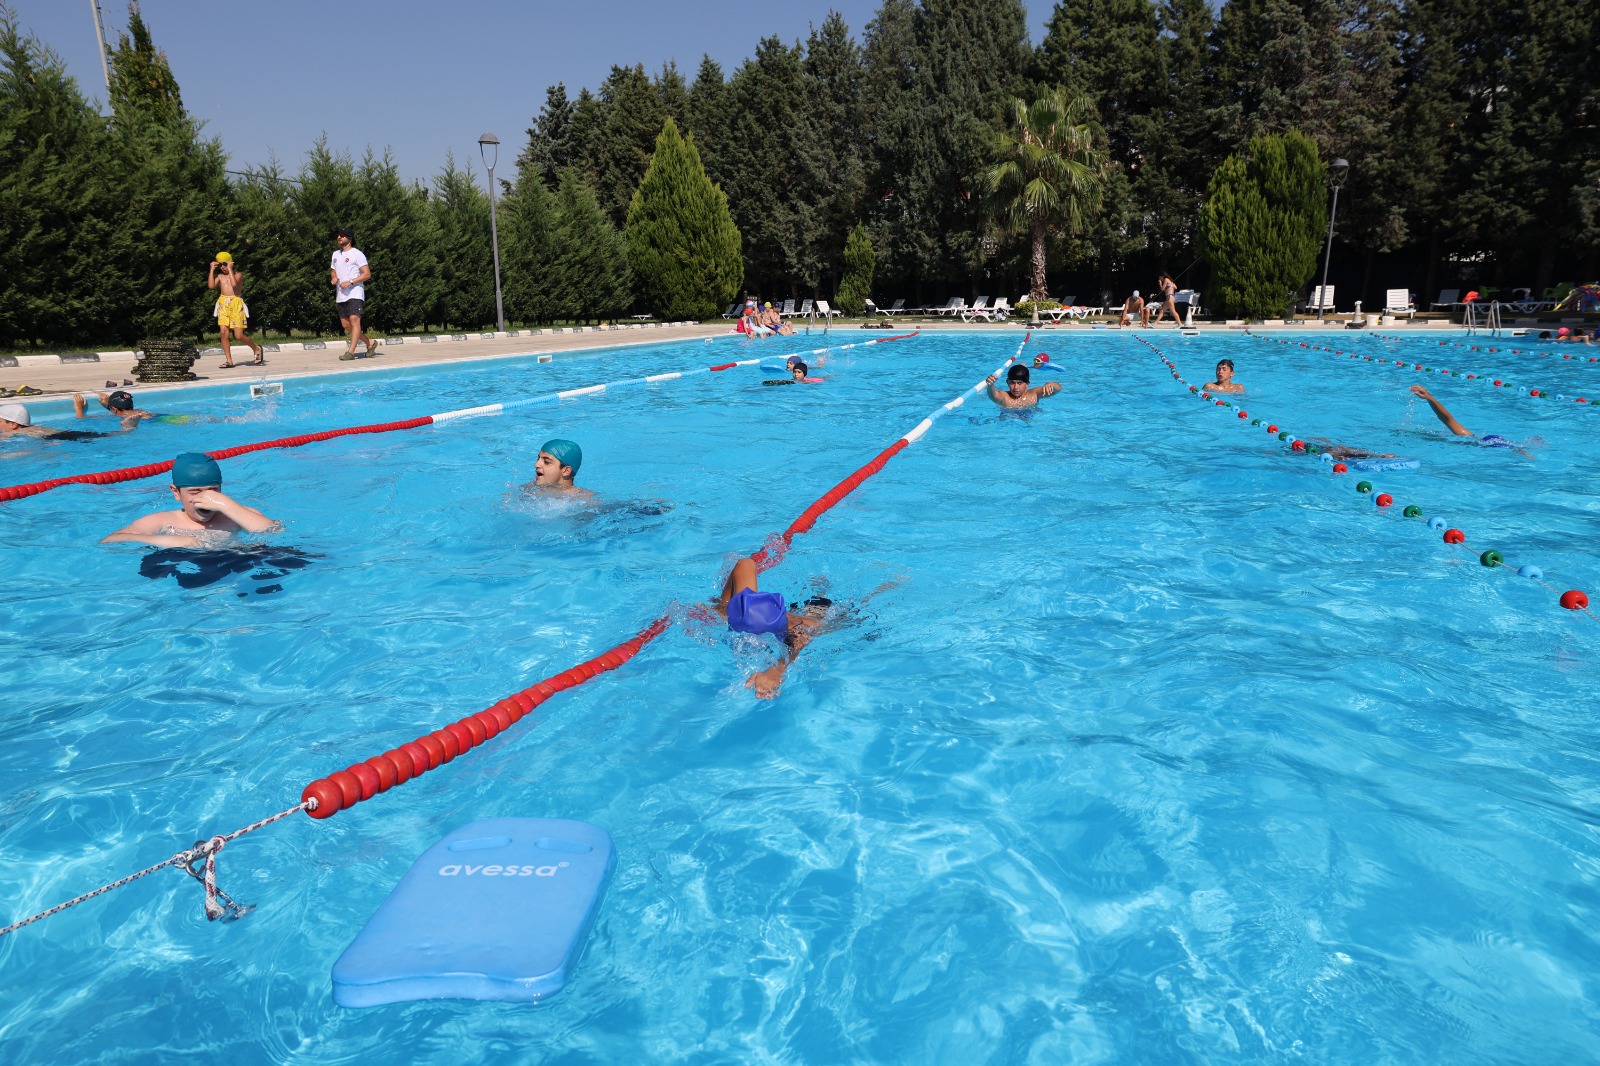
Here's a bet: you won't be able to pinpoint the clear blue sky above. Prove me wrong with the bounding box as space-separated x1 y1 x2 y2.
11 1 1051 186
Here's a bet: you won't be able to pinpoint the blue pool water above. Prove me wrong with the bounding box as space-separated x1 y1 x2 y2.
2 328 1599 1062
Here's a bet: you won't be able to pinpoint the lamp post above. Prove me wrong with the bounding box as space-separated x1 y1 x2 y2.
478 131 506 333
1318 157 1350 323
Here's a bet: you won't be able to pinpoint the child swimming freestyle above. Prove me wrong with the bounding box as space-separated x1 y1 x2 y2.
1410 385 1529 455
711 556 834 699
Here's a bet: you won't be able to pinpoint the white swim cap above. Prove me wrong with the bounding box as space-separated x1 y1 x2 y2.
1133 290 1141 297
0 402 30 426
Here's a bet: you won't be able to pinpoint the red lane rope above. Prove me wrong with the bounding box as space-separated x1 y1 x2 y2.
298 331 1027 820
0 333 921 504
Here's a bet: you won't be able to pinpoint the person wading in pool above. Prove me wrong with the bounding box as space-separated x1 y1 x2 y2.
521 438 597 502
763 361 822 385
1202 359 1244 393
985 363 1061 408
102 453 278 547
710 556 837 698
1409 385 1530 455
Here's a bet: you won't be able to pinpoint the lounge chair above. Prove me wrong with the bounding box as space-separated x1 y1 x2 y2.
958 296 992 321
918 297 961 315
982 297 1012 321
936 298 967 316
874 298 904 316
719 302 740 319
1174 290 1201 320
814 299 841 320
797 298 814 318
778 298 797 317
1383 289 1415 319
1306 285 1335 313
1430 288 1461 311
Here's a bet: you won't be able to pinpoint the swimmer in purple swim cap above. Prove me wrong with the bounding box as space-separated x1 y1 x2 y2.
1410 385 1531 456
711 556 836 699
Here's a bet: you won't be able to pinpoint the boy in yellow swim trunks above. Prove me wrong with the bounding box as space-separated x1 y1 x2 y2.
207 253 265 368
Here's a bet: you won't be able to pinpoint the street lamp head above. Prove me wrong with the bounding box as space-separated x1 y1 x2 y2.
478 131 500 171
1329 157 1350 188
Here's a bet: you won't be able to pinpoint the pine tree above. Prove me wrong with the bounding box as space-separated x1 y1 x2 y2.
804 13 869 298
288 140 364 334
594 64 675 227
837 223 876 315
625 118 742 319
515 83 574 193
1198 130 1326 318
685 56 728 185
550 170 631 323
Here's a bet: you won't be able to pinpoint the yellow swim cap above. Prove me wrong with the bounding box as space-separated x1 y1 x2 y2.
764 302 772 309
215 251 233 263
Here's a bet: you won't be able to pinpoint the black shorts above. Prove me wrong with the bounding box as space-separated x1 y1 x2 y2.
337 298 366 318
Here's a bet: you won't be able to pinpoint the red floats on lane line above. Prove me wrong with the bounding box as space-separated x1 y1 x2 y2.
1375 493 1393 507
1443 528 1466 544
1561 590 1589 610
1332 463 1348 473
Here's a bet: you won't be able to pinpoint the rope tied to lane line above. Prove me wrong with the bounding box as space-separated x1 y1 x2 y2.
0 801 307 937
0 329 1030 938
0 333 921 503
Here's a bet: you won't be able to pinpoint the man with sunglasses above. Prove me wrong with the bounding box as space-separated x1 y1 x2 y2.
330 228 376 359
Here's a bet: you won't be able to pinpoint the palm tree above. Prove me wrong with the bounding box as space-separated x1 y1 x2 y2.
984 90 1109 315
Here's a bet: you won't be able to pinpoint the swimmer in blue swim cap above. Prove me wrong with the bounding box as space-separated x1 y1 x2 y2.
1410 385 1531 456
711 556 834 699
102 452 279 547
522 438 597 501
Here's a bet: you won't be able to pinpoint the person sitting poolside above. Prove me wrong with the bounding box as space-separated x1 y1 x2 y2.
985 363 1061 408
760 302 797 336
102 453 278 548
1202 358 1244 393
521 438 596 502
711 556 835 698
72 390 158 430
1410 385 1530 455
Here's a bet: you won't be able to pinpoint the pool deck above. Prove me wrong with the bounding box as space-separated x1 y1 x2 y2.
0 317 1474 403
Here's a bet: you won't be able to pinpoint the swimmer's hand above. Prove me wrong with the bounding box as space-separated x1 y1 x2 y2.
190 489 278 533
747 662 787 699
985 373 998 385
1409 384 1434 400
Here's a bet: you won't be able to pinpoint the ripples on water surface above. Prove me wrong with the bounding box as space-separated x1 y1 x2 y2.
2 329 1598 1063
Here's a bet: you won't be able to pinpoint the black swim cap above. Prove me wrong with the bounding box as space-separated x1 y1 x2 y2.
107 390 134 410
1007 364 1030 382
792 362 808 376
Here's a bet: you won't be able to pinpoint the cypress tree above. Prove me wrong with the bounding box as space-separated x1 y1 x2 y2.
0 12 106 346
502 161 560 325
550 170 632 323
625 117 742 320
355 150 441 334
1198 130 1326 318
232 163 305 337
430 154 494 329
101 7 231 343
289 140 364 335
837 223 876 315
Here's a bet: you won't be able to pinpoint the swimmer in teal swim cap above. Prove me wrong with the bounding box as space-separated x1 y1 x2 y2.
102 452 279 547
522 438 596 501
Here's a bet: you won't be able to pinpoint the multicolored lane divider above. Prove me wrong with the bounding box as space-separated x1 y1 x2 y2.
1243 330 1597 409
1370 330 1600 366
0 331 1033 938
0 332 920 504
1135 334 1593 621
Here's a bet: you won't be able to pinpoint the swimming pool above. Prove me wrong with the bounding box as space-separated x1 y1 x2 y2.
2 328 1597 1062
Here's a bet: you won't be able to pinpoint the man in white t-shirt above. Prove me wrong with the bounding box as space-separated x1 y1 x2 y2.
329 228 375 359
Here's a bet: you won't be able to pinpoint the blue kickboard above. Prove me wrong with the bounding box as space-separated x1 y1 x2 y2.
332 817 614 1007
1349 456 1422 472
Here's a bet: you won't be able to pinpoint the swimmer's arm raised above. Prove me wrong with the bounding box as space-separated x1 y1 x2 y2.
1410 385 1473 437
1036 382 1062 398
